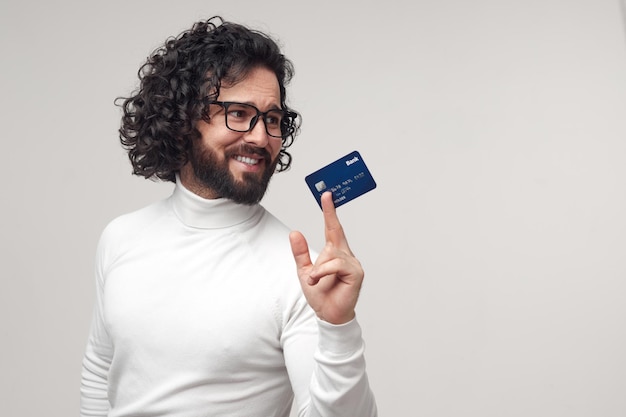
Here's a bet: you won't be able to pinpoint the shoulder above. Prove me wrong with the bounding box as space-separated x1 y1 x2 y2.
257 206 292 235
101 199 170 241
95 198 171 267
252 206 320 263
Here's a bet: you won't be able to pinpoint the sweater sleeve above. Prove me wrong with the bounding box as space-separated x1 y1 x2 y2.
282 297 378 417
80 236 112 416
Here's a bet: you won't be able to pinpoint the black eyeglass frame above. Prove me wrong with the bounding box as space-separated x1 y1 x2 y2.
207 100 297 139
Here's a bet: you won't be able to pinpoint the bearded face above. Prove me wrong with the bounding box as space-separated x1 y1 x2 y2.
188 141 279 205
179 67 285 204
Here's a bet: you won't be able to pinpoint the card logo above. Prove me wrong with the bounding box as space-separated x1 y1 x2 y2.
346 156 359 166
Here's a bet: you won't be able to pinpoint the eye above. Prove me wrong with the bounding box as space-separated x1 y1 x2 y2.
228 110 244 118
227 104 254 120
265 111 283 127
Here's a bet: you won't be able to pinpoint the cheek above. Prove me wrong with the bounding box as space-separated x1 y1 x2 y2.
215 134 242 151
197 120 240 149
269 140 283 159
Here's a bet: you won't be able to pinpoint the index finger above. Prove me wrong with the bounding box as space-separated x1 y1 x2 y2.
320 191 349 249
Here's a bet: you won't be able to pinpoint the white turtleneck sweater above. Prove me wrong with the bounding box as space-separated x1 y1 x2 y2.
80 179 377 417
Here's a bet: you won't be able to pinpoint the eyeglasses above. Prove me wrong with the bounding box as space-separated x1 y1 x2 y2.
208 101 296 139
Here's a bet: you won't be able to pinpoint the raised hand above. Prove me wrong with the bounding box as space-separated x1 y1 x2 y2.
289 192 364 325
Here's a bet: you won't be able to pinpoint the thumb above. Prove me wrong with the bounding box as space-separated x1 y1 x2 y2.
289 231 312 270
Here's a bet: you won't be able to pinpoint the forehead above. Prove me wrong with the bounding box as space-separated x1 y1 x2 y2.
218 67 280 105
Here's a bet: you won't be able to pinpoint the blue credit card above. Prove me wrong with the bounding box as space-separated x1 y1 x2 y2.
305 150 377 209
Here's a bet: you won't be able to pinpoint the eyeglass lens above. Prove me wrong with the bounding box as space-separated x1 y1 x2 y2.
223 102 287 138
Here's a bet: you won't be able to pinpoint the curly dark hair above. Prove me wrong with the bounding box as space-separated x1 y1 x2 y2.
117 16 301 182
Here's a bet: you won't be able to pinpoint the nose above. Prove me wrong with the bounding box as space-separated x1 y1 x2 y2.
243 116 270 147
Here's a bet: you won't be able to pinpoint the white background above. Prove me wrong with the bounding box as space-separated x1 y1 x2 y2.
1 0 625 416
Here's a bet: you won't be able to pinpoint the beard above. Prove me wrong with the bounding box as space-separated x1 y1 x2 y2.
188 141 279 205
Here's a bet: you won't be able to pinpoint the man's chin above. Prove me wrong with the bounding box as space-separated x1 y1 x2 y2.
227 172 271 203
235 168 267 184
232 169 263 182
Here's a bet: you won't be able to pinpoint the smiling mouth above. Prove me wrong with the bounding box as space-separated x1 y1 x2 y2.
234 155 262 165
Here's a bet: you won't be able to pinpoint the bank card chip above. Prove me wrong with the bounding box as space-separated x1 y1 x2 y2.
305 150 377 209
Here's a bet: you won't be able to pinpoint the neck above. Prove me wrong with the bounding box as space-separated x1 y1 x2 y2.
171 173 260 229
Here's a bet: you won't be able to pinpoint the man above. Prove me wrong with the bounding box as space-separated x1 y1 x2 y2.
80 17 377 417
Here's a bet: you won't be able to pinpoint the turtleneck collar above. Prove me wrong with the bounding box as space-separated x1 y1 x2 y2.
170 174 260 229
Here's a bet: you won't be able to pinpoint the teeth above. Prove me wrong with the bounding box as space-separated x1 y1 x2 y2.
234 155 260 165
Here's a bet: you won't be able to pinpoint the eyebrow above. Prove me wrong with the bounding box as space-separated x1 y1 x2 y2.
233 100 283 111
